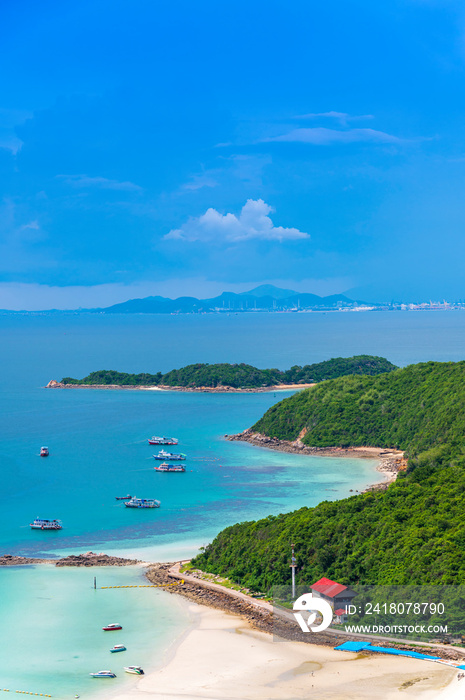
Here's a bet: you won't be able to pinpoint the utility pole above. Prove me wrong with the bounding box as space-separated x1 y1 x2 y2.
290 543 297 599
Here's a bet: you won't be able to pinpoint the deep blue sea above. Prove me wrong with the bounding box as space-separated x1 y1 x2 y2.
1 310 464 697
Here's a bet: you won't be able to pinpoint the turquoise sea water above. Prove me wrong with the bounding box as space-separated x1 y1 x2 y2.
0 565 189 699
1 310 464 697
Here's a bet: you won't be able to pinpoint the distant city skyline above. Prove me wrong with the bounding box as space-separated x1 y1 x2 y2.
0 281 463 312
1 1 465 308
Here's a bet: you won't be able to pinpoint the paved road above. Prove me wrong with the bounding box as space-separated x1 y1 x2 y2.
169 562 465 659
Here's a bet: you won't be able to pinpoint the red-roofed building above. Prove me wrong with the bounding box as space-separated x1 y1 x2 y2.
334 608 348 624
311 577 357 609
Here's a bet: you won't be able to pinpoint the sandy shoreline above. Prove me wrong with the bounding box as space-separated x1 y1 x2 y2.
45 380 315 393
109 601 457 700
2 558 461 698
227 429 407 490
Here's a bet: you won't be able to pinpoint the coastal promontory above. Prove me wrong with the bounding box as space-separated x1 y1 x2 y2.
193 361 465 591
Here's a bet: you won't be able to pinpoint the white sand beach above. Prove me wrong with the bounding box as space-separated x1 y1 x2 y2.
110 602 456 700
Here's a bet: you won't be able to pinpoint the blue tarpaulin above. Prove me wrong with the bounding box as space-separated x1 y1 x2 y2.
334 641 371 652
334 641 440 661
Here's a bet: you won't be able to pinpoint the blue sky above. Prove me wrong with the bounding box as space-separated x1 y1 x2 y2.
1 0 465 308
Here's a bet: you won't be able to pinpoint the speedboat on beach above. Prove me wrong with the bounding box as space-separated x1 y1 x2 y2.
90 670 116 678
124 666 144 675
154 462 185 472
153 449 186 460
124 497 161 508
40 446 49 457
102 623 122 631
148 436 178 445
110 644 126 653
30 518 62 530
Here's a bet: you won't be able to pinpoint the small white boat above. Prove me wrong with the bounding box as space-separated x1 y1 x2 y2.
40 446 49 457
124 666 144 675
90 670 116 678
102 623 123 631
110 644 126 653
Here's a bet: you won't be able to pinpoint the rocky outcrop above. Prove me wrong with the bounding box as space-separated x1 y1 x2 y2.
0 551 140 567
46 379 64 388
0 554 54 566
55 551 140 567
226 428 343 454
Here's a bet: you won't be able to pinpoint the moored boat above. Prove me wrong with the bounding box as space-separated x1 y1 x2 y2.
30 518 62 530
115 494 132 500
102 623 122 631
148 436 178 445
124 666 144 675
154 462 185 473
153 449 186 461
110 644 126 653
40 446 49 457
90 670 116 678
124 496 161 509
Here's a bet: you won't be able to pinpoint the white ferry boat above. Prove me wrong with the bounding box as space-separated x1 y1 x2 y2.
153 450 186 461
30 518 62 530
124 497 161 509
154 462 185 473
148 436 178 445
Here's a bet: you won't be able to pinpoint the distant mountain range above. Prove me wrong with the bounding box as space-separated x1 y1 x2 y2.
96 285 370 314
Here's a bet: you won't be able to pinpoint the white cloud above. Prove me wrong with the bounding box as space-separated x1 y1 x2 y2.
0 107 33 154
294 111 374 123
182 173 219 191
165 199 309 243
19 220 40 231
265 127 402 145
57 174 142 191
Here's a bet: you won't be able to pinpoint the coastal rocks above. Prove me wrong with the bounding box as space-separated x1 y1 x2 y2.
0 551 141 567
227 428 333 455
146 563 465 661
228 429 406 490
55 552 140 567
145 563 316 644
46 379 64 388
0 554 54 566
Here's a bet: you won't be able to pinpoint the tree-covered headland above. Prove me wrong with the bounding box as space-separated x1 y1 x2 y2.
192 362 465 589
61 355 396 388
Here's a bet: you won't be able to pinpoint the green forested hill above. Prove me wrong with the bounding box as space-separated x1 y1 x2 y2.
61 355 396 388
192 362 465 588
253 362 465 464
159 363 281 388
